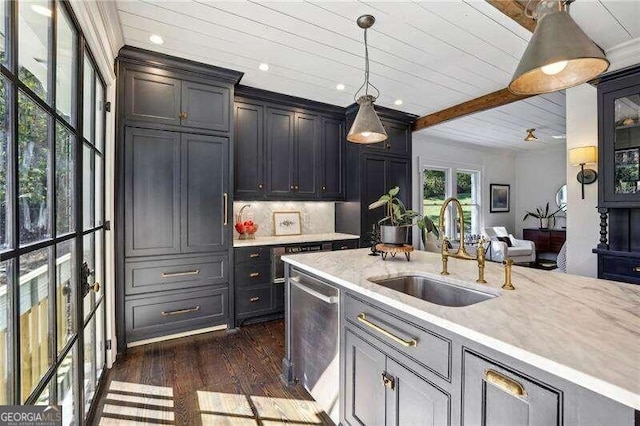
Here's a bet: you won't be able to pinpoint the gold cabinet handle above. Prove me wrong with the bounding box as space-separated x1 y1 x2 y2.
258 183 264 189
250 297 260 302
357 313 417 347
161 305 200 316
249 253 260 258
633 266 640 273
249 272 260 278
91 282 100 293
179 112 187 120
340 246 348 250
223 193 228 225
161 269 200 278
484 370 526 397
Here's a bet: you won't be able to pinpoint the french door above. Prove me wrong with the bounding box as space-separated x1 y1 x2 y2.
0 0 107 423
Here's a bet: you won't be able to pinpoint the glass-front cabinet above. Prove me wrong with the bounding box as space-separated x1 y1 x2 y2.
599 70 640 206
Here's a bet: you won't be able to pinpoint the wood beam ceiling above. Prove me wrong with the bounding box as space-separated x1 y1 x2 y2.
412 1 537 132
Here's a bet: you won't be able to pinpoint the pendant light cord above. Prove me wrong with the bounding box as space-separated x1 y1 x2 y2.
355 27 380 102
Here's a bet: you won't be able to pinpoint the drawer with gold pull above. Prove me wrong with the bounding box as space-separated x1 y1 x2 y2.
235 263 272 288
237 286 272 316
125 287 228 344
235 246 270 264
125 254 228 296
345 293 451 380
599 254 640 284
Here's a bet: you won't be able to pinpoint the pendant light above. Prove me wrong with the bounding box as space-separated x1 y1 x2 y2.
509 0 609 95
347 15 388 144
524 129 538 141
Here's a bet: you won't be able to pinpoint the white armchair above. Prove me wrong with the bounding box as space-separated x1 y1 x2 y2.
482 227 536 263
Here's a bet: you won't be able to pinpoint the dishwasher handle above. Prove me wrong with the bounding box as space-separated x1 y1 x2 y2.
290 276 338 304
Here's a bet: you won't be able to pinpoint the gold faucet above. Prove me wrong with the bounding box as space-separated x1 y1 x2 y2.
438 197 487 284
502 259 515 290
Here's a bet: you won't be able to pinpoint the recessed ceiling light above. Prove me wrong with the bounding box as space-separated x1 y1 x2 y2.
394 99 403 106
31 4 52 17
336 83 345 91
552 134 567 139
259 63 270 71
149 34 164 45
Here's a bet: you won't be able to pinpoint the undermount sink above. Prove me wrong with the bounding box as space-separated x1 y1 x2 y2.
368 275 497 307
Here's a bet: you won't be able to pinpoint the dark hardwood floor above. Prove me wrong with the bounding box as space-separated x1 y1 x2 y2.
94 320 333 425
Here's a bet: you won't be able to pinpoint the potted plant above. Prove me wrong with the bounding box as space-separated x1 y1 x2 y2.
523 202 563 229
370 187 433 245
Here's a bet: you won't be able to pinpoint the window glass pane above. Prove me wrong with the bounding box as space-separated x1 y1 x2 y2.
18 0 51 101
83 315 95 416
82 233 93 320
423 169 446 229
19 247 51 402
35 382 50 405
82 55 94 143
18 91 50 245
58 343 77 426
0 76 9 251
56 123 74 235
456 171 479 236
55 4 75 122
82 144 93 230
94 230 102 302
95 82 104 152
0 260 11 404
95 301 104 384
95 154 102 226
56 239 75 353
0 0 8 65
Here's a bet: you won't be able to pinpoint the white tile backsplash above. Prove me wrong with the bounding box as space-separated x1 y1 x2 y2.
232 201 335 238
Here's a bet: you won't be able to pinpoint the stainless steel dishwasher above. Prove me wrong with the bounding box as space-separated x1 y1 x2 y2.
289 269 340 424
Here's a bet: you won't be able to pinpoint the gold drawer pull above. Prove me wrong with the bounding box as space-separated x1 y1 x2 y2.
161 306 200 316
357 313 417 347
250 297 260 302
162 269 200 278
340 246 349 250
249 253 260 258
633 266 640 273
484 370 526 397
249 272 260 278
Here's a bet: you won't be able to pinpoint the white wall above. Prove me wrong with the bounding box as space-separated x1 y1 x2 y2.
412 135 517 238
565 85 600 277
514 147 567 237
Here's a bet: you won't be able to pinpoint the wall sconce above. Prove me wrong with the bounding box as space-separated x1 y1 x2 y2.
568 146 598 199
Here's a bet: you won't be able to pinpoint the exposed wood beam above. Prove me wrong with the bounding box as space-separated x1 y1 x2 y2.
485 0 537 32
412 1 537 132
412 89 534 131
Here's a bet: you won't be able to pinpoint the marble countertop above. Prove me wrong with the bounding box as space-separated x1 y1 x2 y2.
282 249 640 410
233 232 359 247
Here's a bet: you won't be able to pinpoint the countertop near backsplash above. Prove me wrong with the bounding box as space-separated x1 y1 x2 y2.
232 201 336 238
233 232 360 247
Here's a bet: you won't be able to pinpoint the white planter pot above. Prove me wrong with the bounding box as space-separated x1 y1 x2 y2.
540 218 550 229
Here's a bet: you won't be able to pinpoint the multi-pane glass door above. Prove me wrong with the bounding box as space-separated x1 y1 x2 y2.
0 0 107 423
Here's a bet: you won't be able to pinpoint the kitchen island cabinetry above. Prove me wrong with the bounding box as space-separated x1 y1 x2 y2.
282 250 639 425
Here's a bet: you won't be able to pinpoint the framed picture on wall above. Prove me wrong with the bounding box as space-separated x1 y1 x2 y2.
490 184 510 213
273 211 302 236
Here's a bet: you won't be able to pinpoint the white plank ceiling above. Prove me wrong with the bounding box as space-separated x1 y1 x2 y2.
114 0 640 151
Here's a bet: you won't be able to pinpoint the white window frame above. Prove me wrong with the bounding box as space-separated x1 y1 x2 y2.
419 160 483 240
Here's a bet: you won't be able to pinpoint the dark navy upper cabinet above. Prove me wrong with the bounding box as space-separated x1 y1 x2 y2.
124 71 182 126
293 112 320 198
181 81 230 132
320 117 344 199
234 101 265 199
360 118 411 156
266 107 296 198
234 86 346 201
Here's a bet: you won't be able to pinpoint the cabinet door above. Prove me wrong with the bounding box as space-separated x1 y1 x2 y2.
124 128 181 257
266 107 295 198
181 81 230 132
385 359 450 426
294 112 320 197
344 329 386 426
362 156 388 239
320 117 344 199
234 102 265 199
124 71 181 126
387 157 411 209
181 133 229 253
462 351 560 426
383 121 411 156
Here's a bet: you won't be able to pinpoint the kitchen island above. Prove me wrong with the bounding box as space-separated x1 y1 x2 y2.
282 248 640 425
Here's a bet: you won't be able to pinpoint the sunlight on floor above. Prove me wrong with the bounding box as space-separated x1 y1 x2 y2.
99 380 175 426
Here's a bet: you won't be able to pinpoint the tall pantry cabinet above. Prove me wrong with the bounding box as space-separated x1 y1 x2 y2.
115 47 243 350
